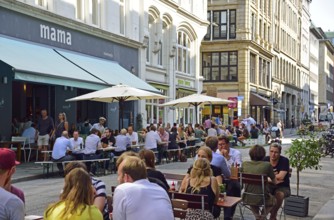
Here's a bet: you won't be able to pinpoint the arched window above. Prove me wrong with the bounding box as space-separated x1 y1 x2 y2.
176 31 191 74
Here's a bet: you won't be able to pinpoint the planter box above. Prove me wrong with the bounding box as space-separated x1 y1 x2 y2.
284 195 309 217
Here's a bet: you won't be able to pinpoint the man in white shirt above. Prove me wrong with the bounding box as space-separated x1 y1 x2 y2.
217 135 242 220
207 123 218 137
84 128 102 174
90 117 106 134
218 136 242 168
144 125 161 151
70 130 84 160
126 125 138 145
113 156 174 220
51 131 74 175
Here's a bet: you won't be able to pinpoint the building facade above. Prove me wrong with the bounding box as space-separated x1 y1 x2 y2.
0 0 208 138
309 26 321 121
142 0 208 125
202 0 314 127
318 29 334 114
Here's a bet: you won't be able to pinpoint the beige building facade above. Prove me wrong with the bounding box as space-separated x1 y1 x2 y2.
202 0 312 127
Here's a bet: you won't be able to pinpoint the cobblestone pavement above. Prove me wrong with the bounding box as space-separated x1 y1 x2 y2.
14 133 334 219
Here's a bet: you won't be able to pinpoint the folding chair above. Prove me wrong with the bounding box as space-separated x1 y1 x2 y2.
171 199 188 219
11 136 28 162
239 173 269 220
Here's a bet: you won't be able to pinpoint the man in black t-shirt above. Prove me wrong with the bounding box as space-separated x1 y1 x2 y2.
264 143 290 220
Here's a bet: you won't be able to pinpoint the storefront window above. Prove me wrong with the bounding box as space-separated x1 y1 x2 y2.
145 89 167 125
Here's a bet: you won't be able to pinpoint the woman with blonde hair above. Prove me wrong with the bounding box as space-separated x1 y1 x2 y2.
54 112 69 139
179 158 220 219
44 168 103 220
179 146 222 191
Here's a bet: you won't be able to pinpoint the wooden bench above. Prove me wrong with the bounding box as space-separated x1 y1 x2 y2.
35 158 110 177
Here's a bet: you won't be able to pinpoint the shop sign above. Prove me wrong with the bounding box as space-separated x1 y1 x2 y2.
228 97 238 108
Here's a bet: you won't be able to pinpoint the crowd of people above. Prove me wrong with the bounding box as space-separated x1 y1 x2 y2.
2 111 292 220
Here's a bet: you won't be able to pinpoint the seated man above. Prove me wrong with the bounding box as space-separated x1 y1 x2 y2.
218 135 242 220
113 156 174 220
69 130 84 160
51 131 74 175
22 123 37 145
264 143 290 220
126 125 138 145
115 129 131 156
83 128 102 174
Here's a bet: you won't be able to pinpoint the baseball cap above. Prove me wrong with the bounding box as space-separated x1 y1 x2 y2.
0 148 20 170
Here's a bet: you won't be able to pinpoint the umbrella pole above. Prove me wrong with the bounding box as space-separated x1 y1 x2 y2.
195 104 198 124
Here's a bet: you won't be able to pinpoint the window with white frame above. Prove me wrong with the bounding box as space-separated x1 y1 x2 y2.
176 31 191 74
145 89 167 125
119 0 125 35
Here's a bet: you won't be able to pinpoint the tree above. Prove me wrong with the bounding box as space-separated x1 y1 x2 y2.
285 132 322 196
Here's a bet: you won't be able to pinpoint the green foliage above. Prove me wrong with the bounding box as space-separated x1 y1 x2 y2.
135 114 143 131
285 133 322 196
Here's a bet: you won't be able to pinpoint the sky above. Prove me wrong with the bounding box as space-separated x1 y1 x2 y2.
309 0 334 32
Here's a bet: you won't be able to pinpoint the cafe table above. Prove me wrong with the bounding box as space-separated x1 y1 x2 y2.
217 195 242 208
0 140 24 161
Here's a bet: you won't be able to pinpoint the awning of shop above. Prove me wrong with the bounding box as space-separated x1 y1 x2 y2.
250 93 271 106
0 36 107 90
177 86 197 94
147 81 169 91
55 50 158 93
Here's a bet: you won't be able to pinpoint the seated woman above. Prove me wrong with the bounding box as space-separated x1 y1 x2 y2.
168 127 180 161
238 124 250 146
179 146 222 190
250 124 259 139
241 145 277 220
138 149 170 191
44 168 103 220
179 158 220 219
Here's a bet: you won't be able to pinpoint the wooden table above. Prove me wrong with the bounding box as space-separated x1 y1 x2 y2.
0 141 23 161
217 196 242 208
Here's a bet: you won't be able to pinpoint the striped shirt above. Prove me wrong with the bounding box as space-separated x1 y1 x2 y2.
92 177 108 220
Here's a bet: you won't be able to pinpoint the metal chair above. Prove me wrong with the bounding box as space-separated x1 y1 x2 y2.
11 136 27 162
239 173 269 220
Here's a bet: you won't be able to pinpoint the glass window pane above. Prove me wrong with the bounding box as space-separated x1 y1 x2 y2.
183 49 187 72
221 67 228 80
187 51 190 73
178 48 182 71
221 25 227 38
230 10 236 23
213 26 220 38
178 32 182 44
212 53 219 65
202 53 211 67
221 11 227 24
203 67 211 80
230 67 237 80
221 52 228 65
212 67 219 81
213 11 220 23
146 104 152 124
230 52 238 65
230 24 236 38
183 33 187 47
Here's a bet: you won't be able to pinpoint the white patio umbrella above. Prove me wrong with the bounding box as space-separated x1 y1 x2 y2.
160 93 234 123
66 84 167 129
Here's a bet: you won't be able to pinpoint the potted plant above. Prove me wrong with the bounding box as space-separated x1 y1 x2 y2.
284 131 322 217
